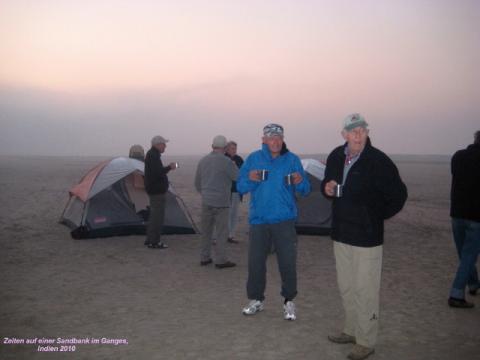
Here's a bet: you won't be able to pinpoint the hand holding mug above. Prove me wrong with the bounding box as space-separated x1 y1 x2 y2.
249 170 262 182
291 172 302 185
325 180 337 197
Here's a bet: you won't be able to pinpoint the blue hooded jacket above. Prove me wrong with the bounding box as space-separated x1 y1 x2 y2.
237 144 310 224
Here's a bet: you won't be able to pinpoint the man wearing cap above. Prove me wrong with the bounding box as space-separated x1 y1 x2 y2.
321 114 407 360
195 135 239 268
237 124 310 321
144 135 177 249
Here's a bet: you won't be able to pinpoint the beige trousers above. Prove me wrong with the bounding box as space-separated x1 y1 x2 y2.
333 241 383 348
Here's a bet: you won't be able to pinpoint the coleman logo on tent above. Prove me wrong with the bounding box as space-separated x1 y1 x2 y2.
94 216 107 224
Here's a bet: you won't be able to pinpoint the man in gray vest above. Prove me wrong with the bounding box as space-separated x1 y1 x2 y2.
195 135 239 268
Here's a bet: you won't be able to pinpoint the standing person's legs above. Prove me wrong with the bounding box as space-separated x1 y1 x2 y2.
145 193 166 245
352 245 383 349
228 193 241 239
451 218 480 299
272 220 298 301
247 224 271 301
468 262 480 294
200 205 215 262
214 207 230 264
333 241 356 337
460 219 480 293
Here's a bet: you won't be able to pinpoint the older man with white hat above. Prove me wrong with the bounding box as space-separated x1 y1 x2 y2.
322 114 407 360
144 135 177 249
195 135 239 268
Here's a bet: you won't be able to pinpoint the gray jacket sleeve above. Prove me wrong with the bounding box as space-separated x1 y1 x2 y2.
194 161 202 193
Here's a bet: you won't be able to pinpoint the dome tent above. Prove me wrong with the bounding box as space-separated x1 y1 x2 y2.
295 159 332 236
60 157 197 239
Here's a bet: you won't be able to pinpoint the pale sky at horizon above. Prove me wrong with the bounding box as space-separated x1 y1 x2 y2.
1 0 479 156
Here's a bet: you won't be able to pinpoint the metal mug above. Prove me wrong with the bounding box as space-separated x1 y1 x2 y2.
174 162 179 169
259 169 269 181
334 184 343 197
285 173 294 185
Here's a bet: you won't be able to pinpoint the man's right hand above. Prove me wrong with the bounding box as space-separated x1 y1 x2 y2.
249 170 261 182
324 180 338 196
169 162 177 171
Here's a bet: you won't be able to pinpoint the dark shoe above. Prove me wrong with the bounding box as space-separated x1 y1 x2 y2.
469 288 479 296
144 241 149 246
448 297 474 308
215 261 236 269
347 344 374 360
328 332 356 344
147 242 169 249
227 237 239 244
200 259 213 266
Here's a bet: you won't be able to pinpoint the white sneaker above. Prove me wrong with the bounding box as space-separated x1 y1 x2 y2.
283 301 296 321
242 300 264 315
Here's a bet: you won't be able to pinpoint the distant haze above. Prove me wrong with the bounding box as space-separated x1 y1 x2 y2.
1 0 479 156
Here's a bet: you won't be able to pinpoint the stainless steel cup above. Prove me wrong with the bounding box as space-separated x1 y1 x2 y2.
334 184 343 197
285 174 293 185
259 169 269 181
174 162 179 169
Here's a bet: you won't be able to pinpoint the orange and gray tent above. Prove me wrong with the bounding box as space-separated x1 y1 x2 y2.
295 159 332 235
60 157 198 239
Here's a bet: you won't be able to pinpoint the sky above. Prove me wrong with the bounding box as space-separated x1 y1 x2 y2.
0 0 479 156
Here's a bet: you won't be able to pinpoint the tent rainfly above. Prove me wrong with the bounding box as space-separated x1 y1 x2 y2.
60 157 198 239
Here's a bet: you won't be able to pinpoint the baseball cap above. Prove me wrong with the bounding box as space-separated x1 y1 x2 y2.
343 113 368 132
151 135 169 145
263 123 284 137
212 135 227 148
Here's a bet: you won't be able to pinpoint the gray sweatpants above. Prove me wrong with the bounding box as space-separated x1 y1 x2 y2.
146 193 167 245
200 204 229 264
247 220 298 301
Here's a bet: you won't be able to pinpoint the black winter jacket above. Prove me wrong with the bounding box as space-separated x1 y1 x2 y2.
144 147 171 195
321 138 407 247
225 153 244 193
450 143 480 222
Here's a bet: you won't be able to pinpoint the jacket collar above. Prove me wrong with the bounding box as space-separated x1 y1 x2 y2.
342 137 373 159
467 143 480 151
150 146 161 156
261 142 289 160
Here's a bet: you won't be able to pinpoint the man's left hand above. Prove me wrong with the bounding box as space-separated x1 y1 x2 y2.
292 172 303 185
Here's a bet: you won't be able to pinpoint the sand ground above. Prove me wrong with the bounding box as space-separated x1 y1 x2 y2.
0 155 478 360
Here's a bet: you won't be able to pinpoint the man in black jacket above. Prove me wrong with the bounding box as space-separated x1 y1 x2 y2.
144 135 177 249
225 141 244 244
448 130 480 308
321 114 407 360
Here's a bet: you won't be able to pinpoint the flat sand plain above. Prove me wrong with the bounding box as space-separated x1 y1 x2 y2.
0 154 478 360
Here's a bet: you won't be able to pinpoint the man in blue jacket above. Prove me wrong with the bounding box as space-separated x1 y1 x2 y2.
237 123 310 321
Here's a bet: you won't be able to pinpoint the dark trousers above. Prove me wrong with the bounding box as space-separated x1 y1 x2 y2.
450 218 480 299
247 220 298 301
146 193 167 245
